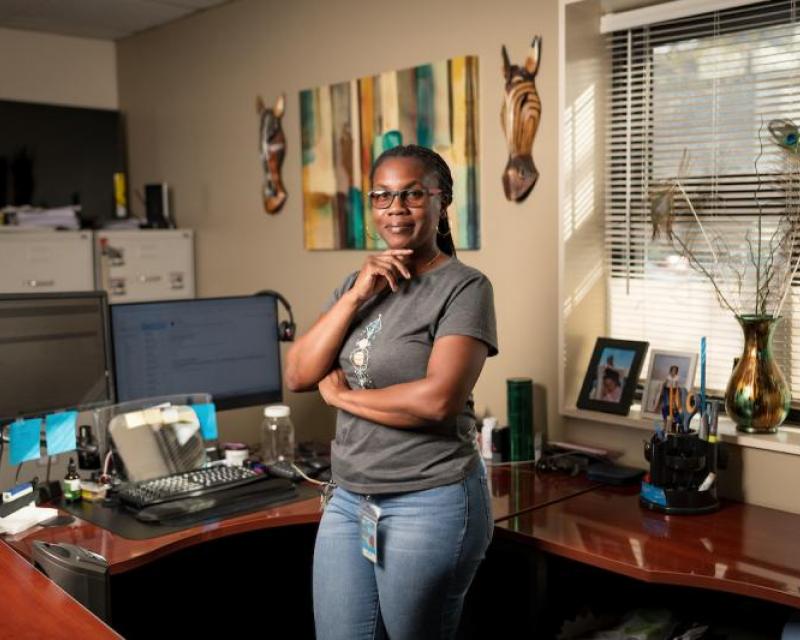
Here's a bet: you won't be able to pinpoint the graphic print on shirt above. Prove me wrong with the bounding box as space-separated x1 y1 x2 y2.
349 314 382 389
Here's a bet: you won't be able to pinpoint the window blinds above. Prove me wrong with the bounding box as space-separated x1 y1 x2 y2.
606 0 800 397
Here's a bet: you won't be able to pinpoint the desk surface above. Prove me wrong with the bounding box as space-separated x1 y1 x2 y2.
5 493 323 575
0 540 119 639
4 468 799 636
487 464 599 522
4 464 596 574
497 485 800 609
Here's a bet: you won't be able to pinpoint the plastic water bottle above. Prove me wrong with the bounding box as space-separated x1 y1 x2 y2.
481 417 497 460
261 404 295 464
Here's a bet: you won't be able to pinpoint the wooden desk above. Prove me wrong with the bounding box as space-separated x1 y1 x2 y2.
4 464 596 574
0 465 603 638
4 494 322 575
497 485 800 609
0 540 120 639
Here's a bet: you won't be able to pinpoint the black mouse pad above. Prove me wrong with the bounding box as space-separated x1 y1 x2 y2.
58 484 319 540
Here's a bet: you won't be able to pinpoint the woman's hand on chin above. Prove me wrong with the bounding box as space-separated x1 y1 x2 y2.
348 249 413 302
318 368 351 407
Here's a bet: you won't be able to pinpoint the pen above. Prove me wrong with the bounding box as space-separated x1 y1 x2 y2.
708 400 720 473
700 337 707 411
699 411 709 440
708 400 719 443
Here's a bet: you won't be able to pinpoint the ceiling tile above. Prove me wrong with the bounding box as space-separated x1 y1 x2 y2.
0 0 229 40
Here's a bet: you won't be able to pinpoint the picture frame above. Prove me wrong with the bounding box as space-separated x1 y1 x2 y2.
640 349 699 419
576 338 649 416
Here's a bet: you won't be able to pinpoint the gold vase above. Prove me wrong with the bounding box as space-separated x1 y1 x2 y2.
724 314 791 434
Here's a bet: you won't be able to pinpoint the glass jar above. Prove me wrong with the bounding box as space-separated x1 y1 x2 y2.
261 404 295 464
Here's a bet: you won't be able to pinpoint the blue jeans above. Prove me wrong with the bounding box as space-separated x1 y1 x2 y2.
313 460 493 640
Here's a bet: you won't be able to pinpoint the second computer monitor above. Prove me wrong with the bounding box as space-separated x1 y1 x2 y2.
0 291 114 421
111 295 282 410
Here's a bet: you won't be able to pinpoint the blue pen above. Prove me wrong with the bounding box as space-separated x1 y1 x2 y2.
700 336 707 412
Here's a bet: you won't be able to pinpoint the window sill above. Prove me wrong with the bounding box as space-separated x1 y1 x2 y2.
561 405 800 457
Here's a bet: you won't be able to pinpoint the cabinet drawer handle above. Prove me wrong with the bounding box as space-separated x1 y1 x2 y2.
24 279 55 288
137 275 162 283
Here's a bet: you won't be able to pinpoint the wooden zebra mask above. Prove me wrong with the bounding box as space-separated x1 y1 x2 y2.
257 93 287 214
501 37 542 202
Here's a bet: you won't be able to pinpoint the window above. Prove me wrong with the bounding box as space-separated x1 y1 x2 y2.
606 0 800 397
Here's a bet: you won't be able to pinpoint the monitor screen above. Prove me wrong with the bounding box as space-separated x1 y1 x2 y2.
111 296 282 410
0 292 114 421
0 100 126 224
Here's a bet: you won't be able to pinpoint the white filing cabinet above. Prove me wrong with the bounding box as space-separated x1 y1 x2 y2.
95 229 195 303
0 230 95 293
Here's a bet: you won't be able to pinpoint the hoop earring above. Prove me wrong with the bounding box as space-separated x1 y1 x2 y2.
437 218 452 237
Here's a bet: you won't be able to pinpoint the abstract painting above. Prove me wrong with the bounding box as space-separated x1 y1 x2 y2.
300 56 479 250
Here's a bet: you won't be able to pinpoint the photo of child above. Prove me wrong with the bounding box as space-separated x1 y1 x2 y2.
590 348 635 403
577 338 649 416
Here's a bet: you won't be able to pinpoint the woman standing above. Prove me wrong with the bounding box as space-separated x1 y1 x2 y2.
285 144 498 640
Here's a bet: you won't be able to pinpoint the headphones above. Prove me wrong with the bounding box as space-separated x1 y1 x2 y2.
254 290 296 341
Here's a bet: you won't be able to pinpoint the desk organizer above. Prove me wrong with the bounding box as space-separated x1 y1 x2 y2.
640 432 719 515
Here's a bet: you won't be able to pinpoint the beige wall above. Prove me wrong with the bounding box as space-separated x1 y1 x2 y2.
1 27 117 108
1 0 792 511
114 0 798 514
117 0 561 447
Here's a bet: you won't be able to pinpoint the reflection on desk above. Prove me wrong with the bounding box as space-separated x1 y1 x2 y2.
488 463 600 522
497 485 800 609
0 542 119 639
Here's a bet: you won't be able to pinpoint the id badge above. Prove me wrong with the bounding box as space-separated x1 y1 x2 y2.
359 500 381 564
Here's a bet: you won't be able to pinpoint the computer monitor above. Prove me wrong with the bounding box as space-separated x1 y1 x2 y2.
110 295 282 410
0 291 115 422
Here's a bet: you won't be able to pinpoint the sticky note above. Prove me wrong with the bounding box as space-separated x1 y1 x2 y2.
192 403 218 440
45 411 78 456
9 418 42 465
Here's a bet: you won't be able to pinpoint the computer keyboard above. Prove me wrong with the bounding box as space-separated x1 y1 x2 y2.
133 478 297 524
118 465 270 510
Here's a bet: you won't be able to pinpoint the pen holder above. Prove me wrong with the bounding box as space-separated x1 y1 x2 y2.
640 432 719 514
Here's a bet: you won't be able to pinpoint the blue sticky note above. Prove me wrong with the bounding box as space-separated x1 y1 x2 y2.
9 418 42 465
193 403 218 440
45 411 78 456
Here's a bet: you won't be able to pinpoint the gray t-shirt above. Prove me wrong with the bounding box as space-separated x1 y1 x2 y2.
323 257 498 494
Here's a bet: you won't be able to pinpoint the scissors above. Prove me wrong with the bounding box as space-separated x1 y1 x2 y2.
683 392 702 433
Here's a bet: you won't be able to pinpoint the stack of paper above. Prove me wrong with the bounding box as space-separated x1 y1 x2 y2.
2 206 80 229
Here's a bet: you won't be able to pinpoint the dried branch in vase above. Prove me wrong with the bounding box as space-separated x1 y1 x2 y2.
648 119 800 319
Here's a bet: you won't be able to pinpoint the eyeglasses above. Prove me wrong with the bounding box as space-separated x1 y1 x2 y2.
367 188 442 209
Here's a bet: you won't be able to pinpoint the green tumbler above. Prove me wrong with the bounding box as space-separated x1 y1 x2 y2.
508 377 534 462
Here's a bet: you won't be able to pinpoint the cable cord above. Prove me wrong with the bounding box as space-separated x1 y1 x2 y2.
290 463 336 511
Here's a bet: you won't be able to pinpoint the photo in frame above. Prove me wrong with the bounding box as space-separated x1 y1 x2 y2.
641 349 698 419
577 338 649 415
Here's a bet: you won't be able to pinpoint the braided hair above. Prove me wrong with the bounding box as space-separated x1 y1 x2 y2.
370 144 457 257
